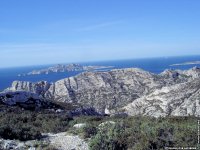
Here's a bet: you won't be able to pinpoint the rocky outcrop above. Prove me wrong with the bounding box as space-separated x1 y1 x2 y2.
6 81 51 97
5 67 200 117
0 91 40 106
73 123 87 129
183 66 200 79
0 90 65 110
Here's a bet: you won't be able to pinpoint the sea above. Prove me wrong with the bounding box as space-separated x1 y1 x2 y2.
1 55 200 91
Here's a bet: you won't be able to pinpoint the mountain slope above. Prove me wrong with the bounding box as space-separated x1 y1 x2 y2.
123 78 200 117
5 67 200 116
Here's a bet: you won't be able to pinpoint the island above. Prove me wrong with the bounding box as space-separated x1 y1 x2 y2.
18 64 114 76
170 61 200 66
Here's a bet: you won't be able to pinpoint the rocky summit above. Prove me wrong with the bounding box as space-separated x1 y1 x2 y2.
3 67 200 117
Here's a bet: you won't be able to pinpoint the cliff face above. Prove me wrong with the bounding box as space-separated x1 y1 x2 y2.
123 78 200 117
5 67 200 116
45 68 165 113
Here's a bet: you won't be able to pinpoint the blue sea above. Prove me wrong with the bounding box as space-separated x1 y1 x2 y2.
1 55 200 91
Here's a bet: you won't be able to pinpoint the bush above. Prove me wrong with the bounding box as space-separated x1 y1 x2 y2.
0 103 198 149
89 122 127 150
0 126 41 141
0 105 72 141
88 116 198 150
80 124 98 138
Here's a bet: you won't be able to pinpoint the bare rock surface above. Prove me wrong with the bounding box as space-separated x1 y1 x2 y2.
124 78 200 117
73 123 87 129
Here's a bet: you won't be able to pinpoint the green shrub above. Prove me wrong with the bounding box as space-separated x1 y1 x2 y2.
88 116 198 150
89 122 127 150
0 126 41 141
81 124 98 138
0 106 72 141
0 103 198 149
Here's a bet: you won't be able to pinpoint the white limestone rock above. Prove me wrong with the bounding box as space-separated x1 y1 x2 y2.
73 123 87 129
99 121 116 127
123 78 200 117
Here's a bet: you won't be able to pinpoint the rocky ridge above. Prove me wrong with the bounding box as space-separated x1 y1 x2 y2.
4 67 200 117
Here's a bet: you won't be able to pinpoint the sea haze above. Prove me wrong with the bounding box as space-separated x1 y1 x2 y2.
1 55 200 91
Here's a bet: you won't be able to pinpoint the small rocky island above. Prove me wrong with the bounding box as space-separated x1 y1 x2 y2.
18 63 114 76
170 61 200 66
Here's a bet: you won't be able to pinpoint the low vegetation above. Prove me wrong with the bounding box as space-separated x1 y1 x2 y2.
71 116 199 150
0 104 198 149
0 104 72 141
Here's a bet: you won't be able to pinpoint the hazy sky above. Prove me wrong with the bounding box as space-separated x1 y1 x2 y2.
0 0 200 68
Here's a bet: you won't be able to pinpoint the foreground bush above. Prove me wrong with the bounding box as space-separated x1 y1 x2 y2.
0 103 198 149
0 105 72 141
89 122 127 150
0 126 41 141
88 116 198 150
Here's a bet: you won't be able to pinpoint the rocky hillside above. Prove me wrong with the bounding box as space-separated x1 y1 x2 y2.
0 91 63 110
124 78 200 117
4 67 200 117
0 91 41 109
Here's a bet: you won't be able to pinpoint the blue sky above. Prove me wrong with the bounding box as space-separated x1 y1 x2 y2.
0 0 200 68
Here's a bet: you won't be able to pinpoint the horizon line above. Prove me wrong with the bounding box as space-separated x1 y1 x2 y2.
0 54 200 69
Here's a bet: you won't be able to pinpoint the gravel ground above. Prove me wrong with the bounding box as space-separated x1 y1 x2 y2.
44 132 89 150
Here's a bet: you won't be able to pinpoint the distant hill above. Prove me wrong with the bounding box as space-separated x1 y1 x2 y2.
18 63 114 76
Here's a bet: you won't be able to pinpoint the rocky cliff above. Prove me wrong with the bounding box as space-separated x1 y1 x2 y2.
123 78 200 117
5 67 200 117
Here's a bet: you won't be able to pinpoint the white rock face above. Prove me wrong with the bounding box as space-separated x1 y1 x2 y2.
124 79 200 117
183 67 200 79
99 121 116 127
4 67 200 117
73 123 87 129
6 81 51 96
